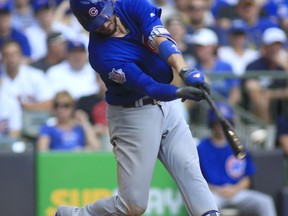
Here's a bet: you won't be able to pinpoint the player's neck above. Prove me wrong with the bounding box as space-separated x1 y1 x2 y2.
112 16 129 37
211 134 226 146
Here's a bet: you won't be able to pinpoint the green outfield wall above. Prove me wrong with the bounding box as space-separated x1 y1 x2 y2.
37 151 188 216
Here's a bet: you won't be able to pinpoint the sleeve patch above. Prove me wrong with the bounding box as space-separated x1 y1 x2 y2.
108 68 126 84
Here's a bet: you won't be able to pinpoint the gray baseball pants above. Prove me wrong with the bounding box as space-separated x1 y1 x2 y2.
56 100 218 216
213 189 277 216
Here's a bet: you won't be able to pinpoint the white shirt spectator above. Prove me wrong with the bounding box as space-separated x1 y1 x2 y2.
218 47 259 76
12 6 36 31
24 22 88 61
47 61 99 100
0 83 22 137
1 64 53 103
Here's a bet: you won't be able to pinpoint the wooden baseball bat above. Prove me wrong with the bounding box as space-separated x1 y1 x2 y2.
203 90 247 160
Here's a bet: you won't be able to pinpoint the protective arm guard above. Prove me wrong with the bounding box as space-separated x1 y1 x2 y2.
148 25 176 49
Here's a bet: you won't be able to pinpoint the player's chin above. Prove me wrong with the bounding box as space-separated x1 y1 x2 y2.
96 26 117 36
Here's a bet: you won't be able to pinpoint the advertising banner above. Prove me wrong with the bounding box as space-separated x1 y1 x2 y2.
37 152 188 216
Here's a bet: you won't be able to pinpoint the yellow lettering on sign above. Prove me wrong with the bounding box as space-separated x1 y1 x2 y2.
51 189 80 206
45 206 57 216
45 188 113 216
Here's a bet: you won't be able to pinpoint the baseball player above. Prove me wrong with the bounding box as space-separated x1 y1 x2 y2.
56 0 220 215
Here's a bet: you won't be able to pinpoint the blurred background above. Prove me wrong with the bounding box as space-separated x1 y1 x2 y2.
0 0 288 215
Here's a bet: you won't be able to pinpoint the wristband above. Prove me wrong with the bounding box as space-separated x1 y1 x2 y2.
158 40 182 62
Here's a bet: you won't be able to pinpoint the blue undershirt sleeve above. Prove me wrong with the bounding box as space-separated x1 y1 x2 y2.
116 63 178 101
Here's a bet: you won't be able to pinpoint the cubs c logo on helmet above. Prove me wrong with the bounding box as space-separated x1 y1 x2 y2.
89 7 98 16
70 0 114 31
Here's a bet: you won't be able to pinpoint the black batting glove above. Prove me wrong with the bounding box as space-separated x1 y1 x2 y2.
175 86 205 102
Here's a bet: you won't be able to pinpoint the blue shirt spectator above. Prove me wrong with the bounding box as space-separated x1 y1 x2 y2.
196 59 240 99
37 91 100 151
197 102 277 216
39 124 85 150
191 28 241 105
214 0 280 48
198 137 255 185
0 28 31 57
0 1 31 58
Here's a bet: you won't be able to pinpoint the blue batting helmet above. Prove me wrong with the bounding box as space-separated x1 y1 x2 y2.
69 0 114 32
208 102 234 126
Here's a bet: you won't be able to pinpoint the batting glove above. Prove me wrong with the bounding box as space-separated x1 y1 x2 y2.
175 86 204 101
179 67 210 94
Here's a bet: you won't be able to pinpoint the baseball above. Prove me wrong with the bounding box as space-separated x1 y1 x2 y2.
250 129 267 145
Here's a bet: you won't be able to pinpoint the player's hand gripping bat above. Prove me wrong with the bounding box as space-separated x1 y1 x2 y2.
203 90 247 160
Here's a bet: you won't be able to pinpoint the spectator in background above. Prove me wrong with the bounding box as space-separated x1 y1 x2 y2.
173 0 191 24
185 0 215 34
11 0 36 31
76 75 103 124
53 0 90 43
152 0 177 24
37 90 100 151
0 0 31 62
1 40 53 112
0 75 22 139
277 2 288 35
197 102 277 216
215 0 280 48
260 0 288 22
164 16 192 123
244 27 288 124
91 76 111 151
165 16 195 68
234 0 279 49
24 0 78 61
218 20 259 77
276 114 288 156
47 40 99 100
30 31 67 73
76 74 111 151
192 28 241 106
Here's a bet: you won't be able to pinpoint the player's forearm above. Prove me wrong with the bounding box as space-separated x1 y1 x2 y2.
166 54 188 74
152 36 187 73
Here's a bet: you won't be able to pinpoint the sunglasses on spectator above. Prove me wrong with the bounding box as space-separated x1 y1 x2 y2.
54 102 73 109
189 6 205 11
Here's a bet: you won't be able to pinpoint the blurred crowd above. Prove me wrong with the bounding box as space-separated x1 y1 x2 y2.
0 0 288 154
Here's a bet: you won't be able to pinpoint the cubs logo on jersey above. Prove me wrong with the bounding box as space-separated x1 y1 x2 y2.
225 155 246 179
108 68 126 84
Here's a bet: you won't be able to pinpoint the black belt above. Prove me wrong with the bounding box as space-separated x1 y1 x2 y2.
123 98 160 108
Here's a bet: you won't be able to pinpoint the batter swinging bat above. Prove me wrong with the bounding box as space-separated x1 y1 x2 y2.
203 90 247 160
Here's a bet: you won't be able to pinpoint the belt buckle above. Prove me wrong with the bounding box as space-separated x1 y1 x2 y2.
152 99 160 105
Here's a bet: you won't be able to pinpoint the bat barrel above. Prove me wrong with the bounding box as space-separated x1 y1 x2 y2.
236 151 246 160
203 90 247 160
